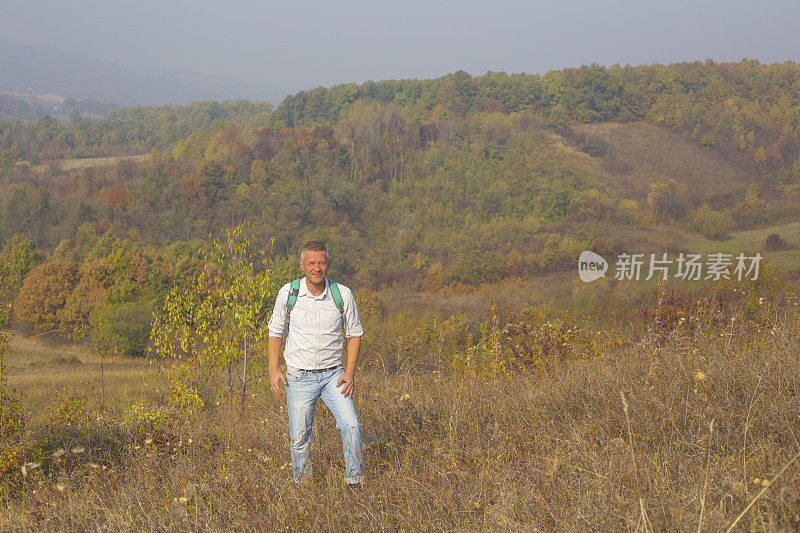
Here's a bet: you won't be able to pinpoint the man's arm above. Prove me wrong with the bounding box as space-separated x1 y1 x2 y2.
268 336 286 396
337 336 360 398
336 286 363 398
267 284 290 396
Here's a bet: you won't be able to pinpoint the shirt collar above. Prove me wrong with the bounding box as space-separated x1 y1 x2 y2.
299 276 329 300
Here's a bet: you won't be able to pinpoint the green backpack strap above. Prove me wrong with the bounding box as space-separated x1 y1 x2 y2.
328 281 347 335
284 279 347 337
282 278 302 339
287 278 301 312
328 281 344 313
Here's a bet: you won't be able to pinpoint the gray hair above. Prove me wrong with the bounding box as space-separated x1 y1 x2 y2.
300 240 330 262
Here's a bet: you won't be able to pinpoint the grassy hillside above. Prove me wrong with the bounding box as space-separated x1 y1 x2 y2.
561 121 755 204
1 273 799 530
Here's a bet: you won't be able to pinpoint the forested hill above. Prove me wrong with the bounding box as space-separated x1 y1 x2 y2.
3 60 800 172
274 60 800 173
2 59 800 337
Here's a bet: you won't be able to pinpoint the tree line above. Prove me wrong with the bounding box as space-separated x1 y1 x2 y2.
3 60 800 174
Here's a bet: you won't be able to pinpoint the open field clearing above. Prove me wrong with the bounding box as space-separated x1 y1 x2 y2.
720 220 800 250
18 154 149 174
687 220 800 272
6 333 149 416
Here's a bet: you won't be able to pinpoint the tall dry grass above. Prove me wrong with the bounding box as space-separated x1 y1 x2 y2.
0 275 799 531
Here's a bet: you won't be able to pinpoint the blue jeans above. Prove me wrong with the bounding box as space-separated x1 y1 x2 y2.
284 365 363 484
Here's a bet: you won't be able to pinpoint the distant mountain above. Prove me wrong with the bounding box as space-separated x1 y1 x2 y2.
0 38 279 107
0 92 116 122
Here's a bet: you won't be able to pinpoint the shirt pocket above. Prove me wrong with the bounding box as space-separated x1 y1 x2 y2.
325 307 342 331
289 309 307 328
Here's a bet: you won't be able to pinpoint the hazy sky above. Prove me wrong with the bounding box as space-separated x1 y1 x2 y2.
2 0 800 103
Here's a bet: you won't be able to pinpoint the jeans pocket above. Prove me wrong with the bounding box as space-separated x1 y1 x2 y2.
285 369 302 382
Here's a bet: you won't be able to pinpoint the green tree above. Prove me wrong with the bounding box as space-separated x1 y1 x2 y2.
755 145 767 165
0 235 42 325
91 300 154 357
647 180 687 224
150 224 276 412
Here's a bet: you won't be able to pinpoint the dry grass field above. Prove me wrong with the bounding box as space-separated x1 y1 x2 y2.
0 271 799 531
6 334 150 423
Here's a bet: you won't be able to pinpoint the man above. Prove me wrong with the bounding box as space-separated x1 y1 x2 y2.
267 240 364 487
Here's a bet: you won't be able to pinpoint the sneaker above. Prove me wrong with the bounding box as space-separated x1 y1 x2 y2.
345 482 361 491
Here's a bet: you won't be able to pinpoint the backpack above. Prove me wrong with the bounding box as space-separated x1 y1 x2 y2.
283 278 345 338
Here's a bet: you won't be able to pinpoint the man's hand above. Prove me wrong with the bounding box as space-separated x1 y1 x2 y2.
336 371 356 398
270 370 287 396
338 336 361 399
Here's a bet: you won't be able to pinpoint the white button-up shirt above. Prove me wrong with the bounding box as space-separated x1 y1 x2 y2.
268 277 363 371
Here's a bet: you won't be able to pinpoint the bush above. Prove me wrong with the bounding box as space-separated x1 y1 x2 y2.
582 134 612 158
0 333 24 490
691 203 733 240
446 250 504 287
616 199 641 223
90 300 154 357
764 232 788 251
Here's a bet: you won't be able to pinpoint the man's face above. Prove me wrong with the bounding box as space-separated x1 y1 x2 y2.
300 250 329 285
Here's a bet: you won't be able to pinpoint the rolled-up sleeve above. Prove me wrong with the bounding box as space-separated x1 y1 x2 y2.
267 283 290 338
343 287 363 338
